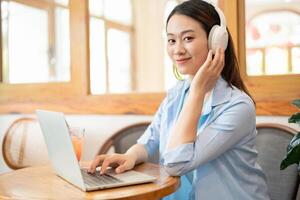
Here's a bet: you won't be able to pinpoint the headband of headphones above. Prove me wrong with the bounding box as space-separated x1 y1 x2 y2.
214 6 227 28
205 1 227 27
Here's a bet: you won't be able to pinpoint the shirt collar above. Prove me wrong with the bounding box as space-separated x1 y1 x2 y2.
169 77 232 109
211 77 232 107
201 77 232 117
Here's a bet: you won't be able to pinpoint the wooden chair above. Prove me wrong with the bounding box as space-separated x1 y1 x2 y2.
256 123 299 200
2 117 50 170
98 122 159 164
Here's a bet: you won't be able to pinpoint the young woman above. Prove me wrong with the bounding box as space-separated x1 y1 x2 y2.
89 0 270 199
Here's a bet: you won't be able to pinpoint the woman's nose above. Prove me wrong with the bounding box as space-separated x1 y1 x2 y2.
174 42 186 55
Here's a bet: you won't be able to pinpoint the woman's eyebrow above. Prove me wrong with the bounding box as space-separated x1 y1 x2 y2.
167 29 195 36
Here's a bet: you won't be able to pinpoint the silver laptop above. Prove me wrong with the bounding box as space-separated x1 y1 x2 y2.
36 109 156 192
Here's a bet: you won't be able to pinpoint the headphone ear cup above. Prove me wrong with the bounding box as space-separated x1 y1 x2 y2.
208 25 219 52
208 25 229 53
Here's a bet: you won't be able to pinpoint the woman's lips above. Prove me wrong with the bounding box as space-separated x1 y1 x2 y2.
176 58 191 64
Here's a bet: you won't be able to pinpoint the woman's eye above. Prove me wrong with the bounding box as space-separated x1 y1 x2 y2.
168 39 175 45
184 36 194 41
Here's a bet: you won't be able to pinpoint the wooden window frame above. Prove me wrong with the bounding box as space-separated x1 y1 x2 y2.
89 5 135 93
0 0 81 98
0 0 164 115
0 0 89 109
0 0 299 115
221 0 300 115
1 0 69 81
246 9 300 76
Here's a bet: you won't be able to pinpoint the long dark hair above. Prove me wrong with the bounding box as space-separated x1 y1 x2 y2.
166 0 254 103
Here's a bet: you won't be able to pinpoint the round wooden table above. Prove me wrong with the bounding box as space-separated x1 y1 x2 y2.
0 163 180 200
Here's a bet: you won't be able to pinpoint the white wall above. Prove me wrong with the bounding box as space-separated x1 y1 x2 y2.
0 114 153 174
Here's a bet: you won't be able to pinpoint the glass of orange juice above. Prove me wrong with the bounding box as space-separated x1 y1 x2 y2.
69 127 85 161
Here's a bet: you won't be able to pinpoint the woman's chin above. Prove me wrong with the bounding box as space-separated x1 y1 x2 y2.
177 67 187 74
178 69 192 76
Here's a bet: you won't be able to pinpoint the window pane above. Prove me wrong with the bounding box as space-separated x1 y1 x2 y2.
55 7 70 81
107 29 131 93
6 2 49 83
55 0 69 6
245 0 300 76
89 17 106 94
246 49 263 75
104 0 132 25
89 0 104 17
292 47 300 73
1 1 70 84
265 47 288 75
1 1 9 82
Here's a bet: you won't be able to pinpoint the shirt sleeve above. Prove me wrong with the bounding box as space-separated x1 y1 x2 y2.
162 97 256 176
137 97 168 158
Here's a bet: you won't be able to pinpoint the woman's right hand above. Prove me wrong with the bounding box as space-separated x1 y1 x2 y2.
190 48 225 96
88 153 137 175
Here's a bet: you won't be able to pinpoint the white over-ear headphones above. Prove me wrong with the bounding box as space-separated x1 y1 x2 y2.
208 5 229 53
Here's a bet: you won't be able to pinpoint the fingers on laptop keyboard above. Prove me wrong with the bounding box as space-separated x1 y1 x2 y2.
100 158 114 175
116 163 128 174
88 154 106 173
100 155 125 175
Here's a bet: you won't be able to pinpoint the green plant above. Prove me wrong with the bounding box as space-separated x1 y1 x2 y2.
280 99 300 171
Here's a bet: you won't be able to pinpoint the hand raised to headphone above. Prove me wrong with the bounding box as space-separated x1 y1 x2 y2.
190 47 225 96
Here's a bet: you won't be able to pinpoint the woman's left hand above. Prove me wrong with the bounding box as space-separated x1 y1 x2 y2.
190 47 225 96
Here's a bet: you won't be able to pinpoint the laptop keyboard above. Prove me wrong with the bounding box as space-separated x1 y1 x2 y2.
81 169 123 187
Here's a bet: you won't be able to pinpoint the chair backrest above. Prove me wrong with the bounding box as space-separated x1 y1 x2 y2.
2 117 49 170
98 122 159 164
256 123 299 200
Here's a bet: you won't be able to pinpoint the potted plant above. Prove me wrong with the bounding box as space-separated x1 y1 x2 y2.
280 99 300 171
